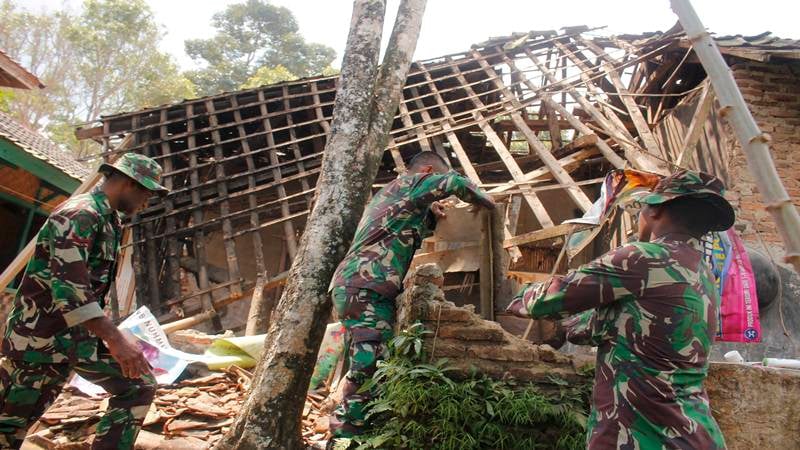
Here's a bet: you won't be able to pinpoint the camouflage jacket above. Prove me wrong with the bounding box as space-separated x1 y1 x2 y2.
331 171 491 299
512 234 726 449
2 187 121 364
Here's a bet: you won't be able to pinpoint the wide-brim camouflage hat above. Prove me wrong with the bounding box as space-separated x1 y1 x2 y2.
637 169 735 231
99 153 169 195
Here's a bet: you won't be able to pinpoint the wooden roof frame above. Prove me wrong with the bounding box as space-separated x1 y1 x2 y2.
77 28 727 317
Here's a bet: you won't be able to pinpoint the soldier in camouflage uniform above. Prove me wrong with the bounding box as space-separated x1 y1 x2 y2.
508 169 733 449
329 152 495 438
0 153 168 449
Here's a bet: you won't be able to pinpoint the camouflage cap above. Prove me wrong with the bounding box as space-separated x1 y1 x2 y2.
99 153 168 195
637 169 734 231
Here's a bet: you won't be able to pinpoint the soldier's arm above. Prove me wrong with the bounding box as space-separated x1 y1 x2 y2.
411 171 495 210
562 310 599 346
509 243 650 320
47 210 107 328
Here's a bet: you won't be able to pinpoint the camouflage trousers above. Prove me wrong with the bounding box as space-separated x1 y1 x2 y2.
329 287 395 438
0 344 156 449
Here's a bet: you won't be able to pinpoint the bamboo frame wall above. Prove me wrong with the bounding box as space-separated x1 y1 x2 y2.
79 28 706 318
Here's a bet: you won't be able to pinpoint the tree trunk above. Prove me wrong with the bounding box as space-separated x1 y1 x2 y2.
670 0 800 273
213 1 426 449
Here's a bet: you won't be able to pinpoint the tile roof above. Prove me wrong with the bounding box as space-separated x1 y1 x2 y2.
0 111 90 181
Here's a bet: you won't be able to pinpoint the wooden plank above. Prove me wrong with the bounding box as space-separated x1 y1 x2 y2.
416 68 481 181
579 37 663 156
185 103 222 331
397 98 433 152
498 43 621 167
258 90 299 259
143 221 162 307
524 47 663 173
467 50 594 213
548 42 637 142
282 85 315 208
441 61 555 227
158 109 182 304
510 115 595 212
309 81 332 135
676 81 715 167
479 210 494 320
503 223 590 248
231 95 267 292
206 100 242 298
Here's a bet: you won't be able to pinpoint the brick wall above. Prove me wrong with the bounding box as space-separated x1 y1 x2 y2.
396 263 590 383
725 59 800 254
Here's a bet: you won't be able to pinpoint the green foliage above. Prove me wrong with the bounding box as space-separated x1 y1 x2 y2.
185 0 336 96
240 65 297 89
0 0 195 155
354 323 591 450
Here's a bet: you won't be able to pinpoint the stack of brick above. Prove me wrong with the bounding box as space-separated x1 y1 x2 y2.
396 263 588 384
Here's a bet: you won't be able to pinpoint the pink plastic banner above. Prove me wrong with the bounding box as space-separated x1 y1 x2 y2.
716 229 761 343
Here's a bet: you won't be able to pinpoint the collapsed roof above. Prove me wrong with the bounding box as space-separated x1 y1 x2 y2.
76 26 789 322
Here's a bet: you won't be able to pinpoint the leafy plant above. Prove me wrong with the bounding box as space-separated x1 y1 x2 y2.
353 323 592 450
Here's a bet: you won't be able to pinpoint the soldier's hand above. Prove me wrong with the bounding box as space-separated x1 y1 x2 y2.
505 297 529 318
106 331 153 379
430 201 447 219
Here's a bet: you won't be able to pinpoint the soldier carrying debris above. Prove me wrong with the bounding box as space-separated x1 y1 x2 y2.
0 154 169 449
328 151 495 439
507 169 731 449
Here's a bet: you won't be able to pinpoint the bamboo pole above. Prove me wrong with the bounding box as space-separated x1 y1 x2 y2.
671 0 800 272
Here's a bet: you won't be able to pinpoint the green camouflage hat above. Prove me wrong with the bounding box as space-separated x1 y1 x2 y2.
99 153 168 194
637 169 734 231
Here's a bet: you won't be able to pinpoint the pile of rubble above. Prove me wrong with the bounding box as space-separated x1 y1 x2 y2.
23 367 333 449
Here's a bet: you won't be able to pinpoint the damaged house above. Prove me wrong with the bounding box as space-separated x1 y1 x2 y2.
75 26 799 340
12 24 795 449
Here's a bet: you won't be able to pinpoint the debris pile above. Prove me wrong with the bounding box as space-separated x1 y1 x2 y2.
24 367 333 449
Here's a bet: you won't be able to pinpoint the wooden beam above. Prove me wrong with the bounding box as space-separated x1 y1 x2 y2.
0 50 44 89
676 81 715 167
442 61 555 227
525 47 664 173
499 52 628 169
258 90 299 259
578 37 663 157
206 99 242 298
479 210 494 320
504 223 591 248
467 50 594 212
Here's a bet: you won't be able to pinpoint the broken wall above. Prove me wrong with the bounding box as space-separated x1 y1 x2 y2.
398 264 800 449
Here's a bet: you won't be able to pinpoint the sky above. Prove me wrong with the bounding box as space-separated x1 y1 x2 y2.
23 0 800 70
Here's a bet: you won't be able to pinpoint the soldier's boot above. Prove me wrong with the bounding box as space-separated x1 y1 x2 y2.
0 358 70 449
74 355 156 450
329 327 385 438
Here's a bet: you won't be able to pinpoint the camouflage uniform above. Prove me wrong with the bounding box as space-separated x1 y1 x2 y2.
508 170 732 449
0 154 167 449
330 170 492 437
